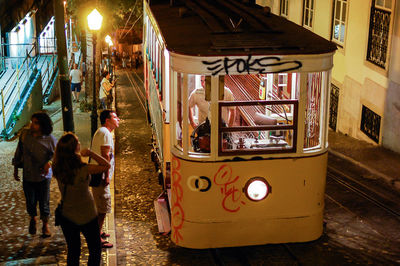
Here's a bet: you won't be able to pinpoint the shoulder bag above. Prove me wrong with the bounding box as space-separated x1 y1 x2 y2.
88 148 105 187
55 184 67 226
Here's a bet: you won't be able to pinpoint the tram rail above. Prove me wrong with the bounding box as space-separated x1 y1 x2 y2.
202 164 400 265
327 165 400 219
124 70 146 113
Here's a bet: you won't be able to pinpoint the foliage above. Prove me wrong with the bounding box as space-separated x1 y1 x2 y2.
66 0 143 40
79 98 92 112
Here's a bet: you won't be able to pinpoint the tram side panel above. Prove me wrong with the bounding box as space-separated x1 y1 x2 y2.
170 153 327 249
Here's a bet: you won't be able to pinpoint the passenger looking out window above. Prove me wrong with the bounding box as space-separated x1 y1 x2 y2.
188 75 235 152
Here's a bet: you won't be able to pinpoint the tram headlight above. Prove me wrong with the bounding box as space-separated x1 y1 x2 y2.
244 177 271 201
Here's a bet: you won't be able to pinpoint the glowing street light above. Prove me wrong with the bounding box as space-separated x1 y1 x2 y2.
87 8 103 137
105 35 111 44
87 9 103 31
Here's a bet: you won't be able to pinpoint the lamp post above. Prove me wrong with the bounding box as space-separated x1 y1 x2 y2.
105 35 113 77
87 8 103 137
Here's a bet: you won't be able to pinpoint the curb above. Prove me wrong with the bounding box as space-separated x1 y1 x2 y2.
328 149 396 186
105 82 117 266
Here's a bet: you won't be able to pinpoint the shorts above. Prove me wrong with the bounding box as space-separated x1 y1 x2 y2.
92 185 111 214
71 83 81 92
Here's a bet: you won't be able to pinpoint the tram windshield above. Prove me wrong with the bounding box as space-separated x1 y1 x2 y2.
219 74 299 155
173 72 327 157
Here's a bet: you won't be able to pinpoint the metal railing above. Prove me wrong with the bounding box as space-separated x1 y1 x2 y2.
0 31 82 136
0 42 38 135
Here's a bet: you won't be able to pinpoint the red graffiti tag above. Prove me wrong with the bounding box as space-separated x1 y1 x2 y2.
214 165 245 212
171 157 184 244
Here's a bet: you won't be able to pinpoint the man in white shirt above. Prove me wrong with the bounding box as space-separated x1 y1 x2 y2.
91 110 120 248
69 63 82 102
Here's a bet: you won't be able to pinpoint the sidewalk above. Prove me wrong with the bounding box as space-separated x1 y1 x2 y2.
328 130 400 191
44 92 117 265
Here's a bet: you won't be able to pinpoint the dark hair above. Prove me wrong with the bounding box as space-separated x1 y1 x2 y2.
102 71 109 78
99 109 115 125
52 132 85 185
31 111 53 135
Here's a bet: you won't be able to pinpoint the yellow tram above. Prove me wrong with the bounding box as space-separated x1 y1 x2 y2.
143 0 336 248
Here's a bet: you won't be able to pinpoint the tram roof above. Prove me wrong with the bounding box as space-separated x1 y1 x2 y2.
147 0 337 57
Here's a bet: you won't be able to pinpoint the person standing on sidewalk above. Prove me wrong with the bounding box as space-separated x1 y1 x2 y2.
69 63 82 102
99 71 115 110
91 110 120 248
53 132 110 266
12 111 57 237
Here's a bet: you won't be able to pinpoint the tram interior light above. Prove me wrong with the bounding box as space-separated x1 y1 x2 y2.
244 177 270 201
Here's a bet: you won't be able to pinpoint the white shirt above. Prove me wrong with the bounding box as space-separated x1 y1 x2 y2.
91 127 114 180
69 69 82 84
188 87 234 125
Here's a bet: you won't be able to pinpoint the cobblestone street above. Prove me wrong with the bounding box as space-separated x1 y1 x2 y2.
113 70 213 265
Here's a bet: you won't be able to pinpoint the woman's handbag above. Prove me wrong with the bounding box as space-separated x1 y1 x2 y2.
55 185 67 226
54 203 63 226
89 172 104 187
88 153 105 187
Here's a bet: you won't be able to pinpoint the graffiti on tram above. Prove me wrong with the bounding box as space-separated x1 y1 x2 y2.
214 165 246 213
171 158 247 243
202 55 302 75
171 157 184 244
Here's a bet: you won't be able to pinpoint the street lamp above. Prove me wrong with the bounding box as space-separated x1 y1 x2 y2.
105 35 113 75
87 8 103 137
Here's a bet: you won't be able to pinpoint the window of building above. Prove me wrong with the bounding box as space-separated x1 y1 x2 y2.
366 0 394 69
280 0 289 17
303 0 315 29
360 105 381 143
331 0 347 46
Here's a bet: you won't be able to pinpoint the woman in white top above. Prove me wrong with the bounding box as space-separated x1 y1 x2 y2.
52 132 110 266
99 71 115 109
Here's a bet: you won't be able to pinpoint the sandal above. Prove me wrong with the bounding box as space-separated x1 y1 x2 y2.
101 241 113 249
101 232 110 239
42 232 51 238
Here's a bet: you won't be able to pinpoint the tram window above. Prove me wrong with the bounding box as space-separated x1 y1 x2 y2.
175 73 183 149
220 102 297 154
219 74 299 155
221 129 295 152
188 74 211 153
304 72 323 149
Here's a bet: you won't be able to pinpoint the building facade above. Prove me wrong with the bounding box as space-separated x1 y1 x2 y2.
257 0 400 153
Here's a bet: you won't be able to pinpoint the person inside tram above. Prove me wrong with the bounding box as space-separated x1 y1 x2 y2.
188 75 235 128
188 75 235 152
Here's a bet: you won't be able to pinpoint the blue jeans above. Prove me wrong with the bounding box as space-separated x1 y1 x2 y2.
23 179 51 219
100 97 106 109
60 217 101 266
